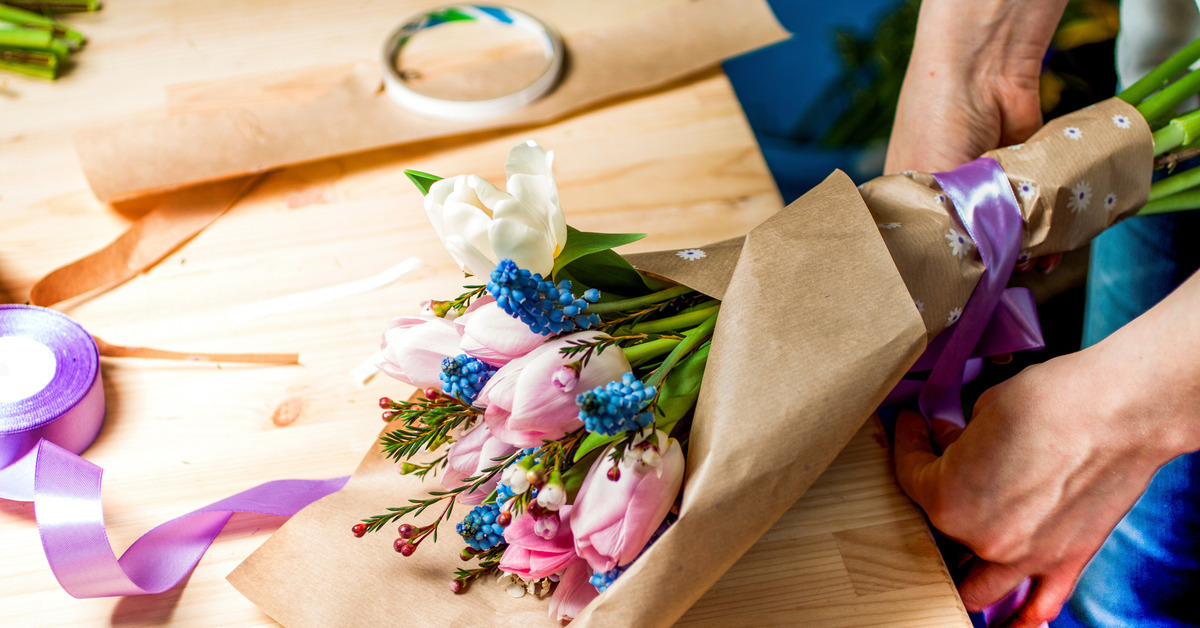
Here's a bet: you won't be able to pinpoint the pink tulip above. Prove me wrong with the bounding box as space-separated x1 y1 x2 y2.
499 505 576 581
548 559 598 622
571 430 684 573
476 332 629 448
440 423 517 504
377 315 463 390
458 301 545 367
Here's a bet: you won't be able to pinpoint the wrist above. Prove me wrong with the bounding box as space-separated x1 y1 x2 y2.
911 0 1064 85
1088 319 1200 463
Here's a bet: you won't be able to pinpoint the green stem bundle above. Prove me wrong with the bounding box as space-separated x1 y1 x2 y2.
0 0 98 79
1112 37 1200 216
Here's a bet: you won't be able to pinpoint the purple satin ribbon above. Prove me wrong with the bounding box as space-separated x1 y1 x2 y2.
886 158 1044 626
0 304 349 598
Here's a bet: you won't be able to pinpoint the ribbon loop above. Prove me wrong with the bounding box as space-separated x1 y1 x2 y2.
918 157 1037 426
885 157 1044 627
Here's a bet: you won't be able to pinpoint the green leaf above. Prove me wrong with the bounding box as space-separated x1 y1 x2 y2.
404 169 443 196
655 344 709 434
559 248 653 295
574 432 619 463
552 226 645 278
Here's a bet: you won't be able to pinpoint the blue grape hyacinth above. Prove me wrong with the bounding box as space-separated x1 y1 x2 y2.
487 259 600 336
440 354 497 405
577 372 656 436
589 566 625 593
457 503 505 552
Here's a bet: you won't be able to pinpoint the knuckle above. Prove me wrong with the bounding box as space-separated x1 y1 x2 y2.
973 530 1029 565
1027 601 1062 625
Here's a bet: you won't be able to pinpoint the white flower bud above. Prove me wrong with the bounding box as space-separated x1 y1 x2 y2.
640 446 662 468
535 482 566 510
501 465 531 494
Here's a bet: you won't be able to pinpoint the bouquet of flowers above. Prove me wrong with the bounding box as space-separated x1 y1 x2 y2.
231 38 1200 628
351 140 719 619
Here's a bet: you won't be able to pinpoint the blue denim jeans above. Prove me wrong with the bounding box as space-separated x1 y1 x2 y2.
1051 211 1200 627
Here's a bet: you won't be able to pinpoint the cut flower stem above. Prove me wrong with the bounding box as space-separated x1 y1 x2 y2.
645 311 718 389
1119 38 1200 106
1140 188 1200 215
622 337 681 366
626 303 719 334
587 285 692 315
1148 165 1200 202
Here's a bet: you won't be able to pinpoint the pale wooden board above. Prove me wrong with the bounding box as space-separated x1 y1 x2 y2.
0 1 969 626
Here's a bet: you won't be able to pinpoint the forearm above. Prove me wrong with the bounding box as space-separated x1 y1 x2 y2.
1090 269 1200 458
910 0 1067 81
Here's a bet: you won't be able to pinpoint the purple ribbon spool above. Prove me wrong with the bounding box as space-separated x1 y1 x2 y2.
0 304 348 598
0 305 105 500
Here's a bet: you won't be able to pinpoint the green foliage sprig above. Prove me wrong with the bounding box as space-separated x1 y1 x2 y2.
379 396 479 462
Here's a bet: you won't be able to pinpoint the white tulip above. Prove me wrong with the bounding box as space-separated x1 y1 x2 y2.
424 141 567 278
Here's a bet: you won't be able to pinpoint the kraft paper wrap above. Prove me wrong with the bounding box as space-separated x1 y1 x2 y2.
73 0 789 203
229 98 1150 626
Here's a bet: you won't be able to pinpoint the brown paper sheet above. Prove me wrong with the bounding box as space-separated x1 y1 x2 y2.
74 0 789 202
29 175 260 307
230 99 1150 627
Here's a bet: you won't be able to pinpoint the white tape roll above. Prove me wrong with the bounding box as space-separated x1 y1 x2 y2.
381 5 564 121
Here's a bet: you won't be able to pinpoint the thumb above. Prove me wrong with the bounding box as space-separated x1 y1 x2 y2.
893 408 943 509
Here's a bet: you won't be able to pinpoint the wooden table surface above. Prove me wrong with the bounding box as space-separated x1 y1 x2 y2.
0 2 970 626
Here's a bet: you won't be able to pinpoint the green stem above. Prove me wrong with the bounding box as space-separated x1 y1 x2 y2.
0 28 69 59
1155 123 1186 156
4 1 102 13
1153 110 1200 155
644 310 718 389
626 303 719 334
0 56 56 79
1138 189 1200 216
1149 166 1200 201
0 5 84 48
587 285 692 315
1138 66 1200 125
621 337 681 365
1120 38 1200 106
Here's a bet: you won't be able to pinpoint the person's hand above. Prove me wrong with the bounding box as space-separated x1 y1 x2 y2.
885 0 1067 174
894 271 1200 627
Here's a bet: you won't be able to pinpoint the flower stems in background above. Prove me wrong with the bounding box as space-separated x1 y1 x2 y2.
4 1 100 12
0 1 98 80
1111 36 1200 216
1118 37 1200 108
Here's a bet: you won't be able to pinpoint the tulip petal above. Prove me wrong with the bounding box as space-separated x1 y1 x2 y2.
571 435 683 572
377 316 463 390
500 507 576 580
505 141 567 253
549 559 598 622
460 304 545 367
426 175 500 277
489 209 557 276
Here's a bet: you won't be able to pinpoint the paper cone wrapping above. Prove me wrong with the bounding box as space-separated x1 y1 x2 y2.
229 98 1151 626
74 0 788 202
